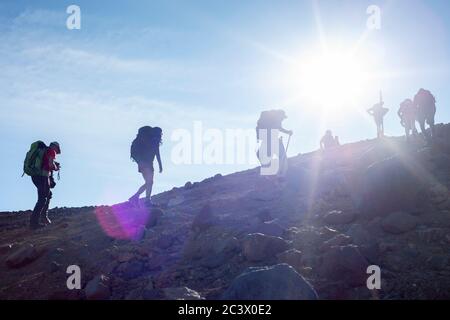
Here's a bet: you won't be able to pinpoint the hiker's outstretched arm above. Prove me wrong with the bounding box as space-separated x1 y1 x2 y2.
279 128 293 135
156 148 163 173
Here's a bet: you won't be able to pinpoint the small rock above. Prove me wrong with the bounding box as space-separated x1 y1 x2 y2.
162 287 204 300
191 204 216 233
251 220 285 238
156 234 174 250
50 261 61 273
184 181 193 189
321 245 369 287
321 234 352 251
146 208 164 228
323 210 356 225
381 211 419 234
0 243 14 255
117 252 135 263
168 196 185 207
85 275 110 300
242 233 289 262
119 260 145 280
5 243 40 269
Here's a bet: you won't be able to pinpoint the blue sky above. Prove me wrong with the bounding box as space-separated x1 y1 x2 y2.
1 0 450 211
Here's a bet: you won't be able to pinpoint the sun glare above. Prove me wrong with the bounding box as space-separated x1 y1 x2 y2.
294 50 373 115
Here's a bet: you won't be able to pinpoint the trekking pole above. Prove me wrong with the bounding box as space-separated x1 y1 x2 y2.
285 134 291 155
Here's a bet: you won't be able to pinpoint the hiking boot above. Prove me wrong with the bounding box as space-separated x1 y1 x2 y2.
30 223 46 230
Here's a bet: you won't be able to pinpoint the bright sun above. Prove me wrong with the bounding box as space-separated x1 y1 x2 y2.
294 50 372 114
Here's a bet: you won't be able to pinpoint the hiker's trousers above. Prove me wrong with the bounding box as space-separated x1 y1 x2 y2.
31 176 52 226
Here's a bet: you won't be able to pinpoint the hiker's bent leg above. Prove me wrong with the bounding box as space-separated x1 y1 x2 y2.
132 183 147 199
31 176 48 227
40 190 52 223
143 169 155 200
419 119 430 141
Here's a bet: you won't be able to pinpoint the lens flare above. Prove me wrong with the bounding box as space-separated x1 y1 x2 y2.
94 203 150 241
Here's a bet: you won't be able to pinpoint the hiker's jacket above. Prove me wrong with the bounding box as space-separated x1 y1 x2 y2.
41 148 58 177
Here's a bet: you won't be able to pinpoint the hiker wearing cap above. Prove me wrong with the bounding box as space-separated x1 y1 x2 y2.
23 141 61 229
256 109 293 176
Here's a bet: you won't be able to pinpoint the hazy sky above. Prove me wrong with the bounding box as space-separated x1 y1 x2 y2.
1 0 450 211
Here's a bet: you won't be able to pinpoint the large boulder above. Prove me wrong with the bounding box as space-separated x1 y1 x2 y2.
221 264 318 300
277 249 303 271
85 275 110 300
191 204 217 233
358 156 429 217
241 233 289 262
320 245 369 287
5 243 41 269
183 229 240 268
381 211 419 234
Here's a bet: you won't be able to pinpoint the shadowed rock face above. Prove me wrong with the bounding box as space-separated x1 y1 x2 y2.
1 124 450 300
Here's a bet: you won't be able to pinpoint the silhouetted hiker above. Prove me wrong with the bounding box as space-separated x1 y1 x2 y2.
367 92 389 138
129 126 163 207
320 130 338 150
23 141 61 230
256 109 293 177
398 98 418 141
414 88 436 142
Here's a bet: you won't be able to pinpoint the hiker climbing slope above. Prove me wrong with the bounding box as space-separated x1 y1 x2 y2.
367 91 389 138
320 130 339 150
414 88 437 142
256 109 293 176
129 126 163 207
398 98 418 141
23 141 61 230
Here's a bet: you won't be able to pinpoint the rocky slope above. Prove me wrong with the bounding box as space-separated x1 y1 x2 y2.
1 123 450 300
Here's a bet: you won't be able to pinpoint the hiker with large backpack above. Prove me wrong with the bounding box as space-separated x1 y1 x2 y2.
398 98 418 141
256 109 293 177
413 88 437 142
129 126 163 207
320 130 339 150
367 91 389 138
23 141 61 230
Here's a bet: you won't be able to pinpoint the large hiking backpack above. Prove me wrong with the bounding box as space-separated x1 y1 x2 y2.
415 89 436 106
130 138 142 162
23 141 47 176
256 110 284 140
